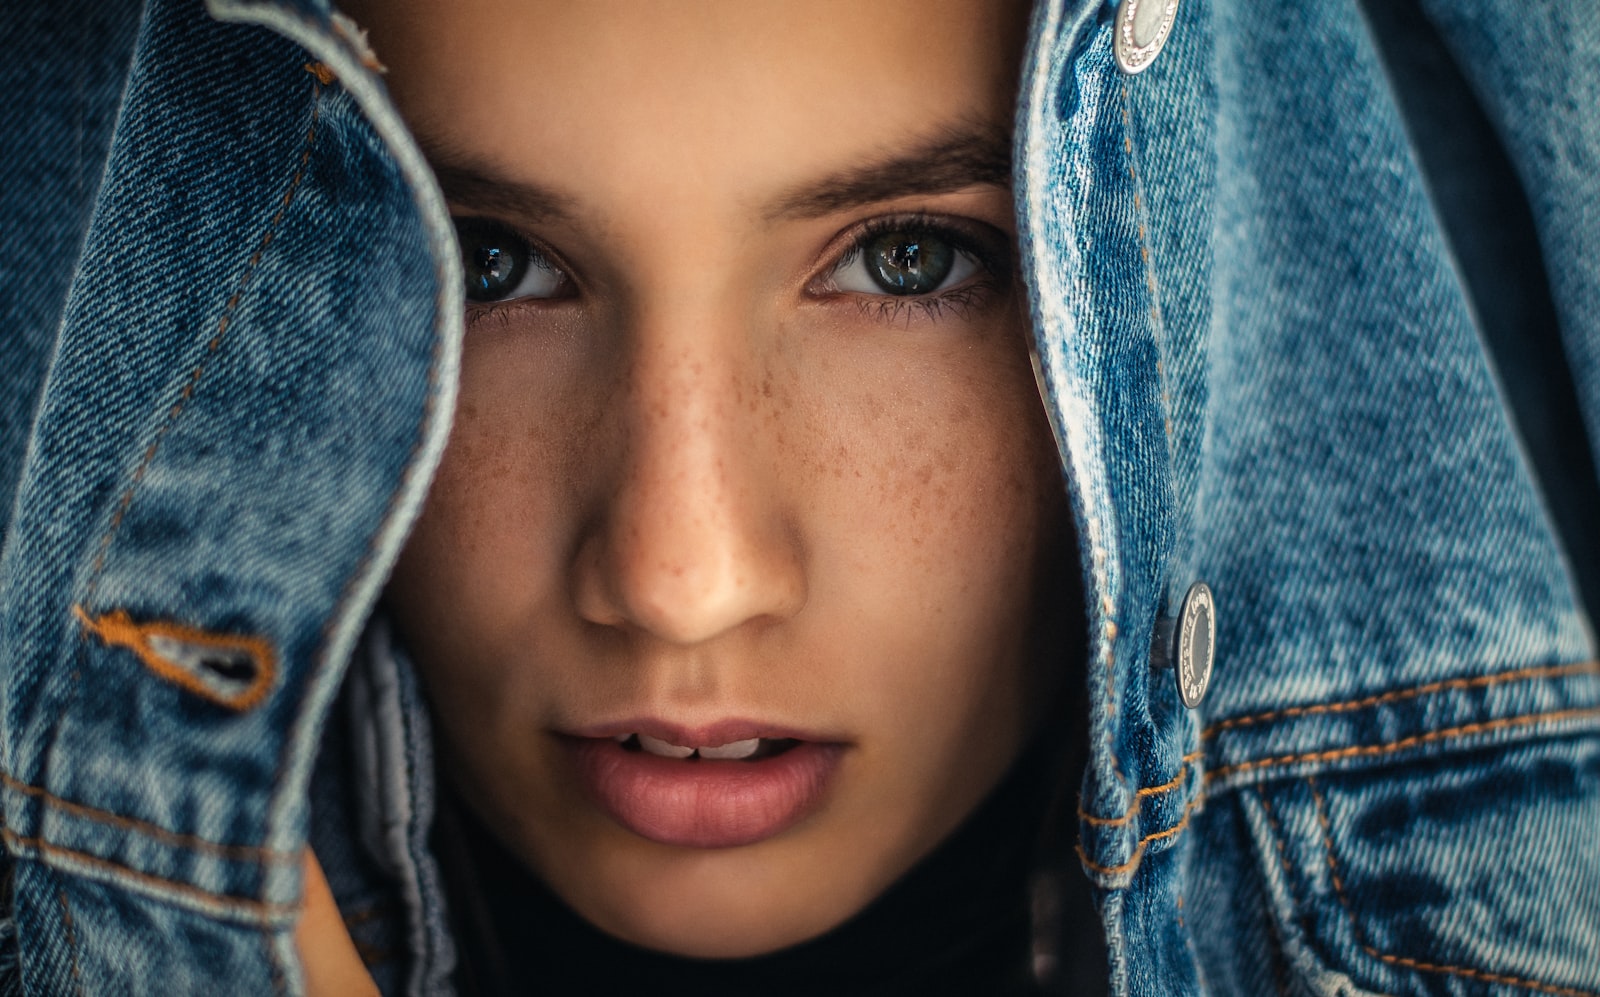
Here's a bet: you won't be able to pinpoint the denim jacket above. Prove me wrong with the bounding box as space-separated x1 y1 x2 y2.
3 0 1598 994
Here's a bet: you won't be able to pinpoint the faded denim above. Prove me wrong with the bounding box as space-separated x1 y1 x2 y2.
1 0 1597 994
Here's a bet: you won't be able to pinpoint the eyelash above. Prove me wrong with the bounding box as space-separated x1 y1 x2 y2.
820 212 1010 325
457 212 1012 330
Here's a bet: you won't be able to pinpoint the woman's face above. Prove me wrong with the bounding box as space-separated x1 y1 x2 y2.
371 0 1063 958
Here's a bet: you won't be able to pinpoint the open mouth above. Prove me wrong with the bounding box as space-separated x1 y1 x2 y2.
612 732 802 762
564 730 844 849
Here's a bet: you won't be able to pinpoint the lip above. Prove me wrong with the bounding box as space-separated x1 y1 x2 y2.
566 717 829 748
561 722 845 849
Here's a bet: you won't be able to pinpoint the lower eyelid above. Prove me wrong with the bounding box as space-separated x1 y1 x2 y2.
850 275 1005 326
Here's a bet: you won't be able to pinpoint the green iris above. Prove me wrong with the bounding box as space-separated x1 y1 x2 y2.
864 231 955 295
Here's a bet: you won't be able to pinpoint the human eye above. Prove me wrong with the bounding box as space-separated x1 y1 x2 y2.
454 216 571 304
811 214 1010 323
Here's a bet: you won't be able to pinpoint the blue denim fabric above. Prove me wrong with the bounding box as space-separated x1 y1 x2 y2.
0 1 142 555
1017 0 1600 994
1 0 1597 994
0 0 460 991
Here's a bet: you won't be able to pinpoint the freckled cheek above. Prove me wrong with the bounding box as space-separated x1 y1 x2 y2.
387 364 590 674
816 385 1054 581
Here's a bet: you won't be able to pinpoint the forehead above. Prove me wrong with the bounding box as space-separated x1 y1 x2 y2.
361 1 1030 221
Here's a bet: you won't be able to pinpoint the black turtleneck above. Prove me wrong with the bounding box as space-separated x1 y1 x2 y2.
434 732 1106 997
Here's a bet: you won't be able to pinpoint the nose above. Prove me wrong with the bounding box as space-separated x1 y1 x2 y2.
571 317 806 645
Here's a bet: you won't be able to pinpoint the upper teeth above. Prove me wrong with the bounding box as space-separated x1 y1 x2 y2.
638 734 696 758
627 733 762 760
699 738 761 760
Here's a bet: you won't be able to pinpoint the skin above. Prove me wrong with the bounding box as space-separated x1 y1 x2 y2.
312 0 1064 969
297 851 379 997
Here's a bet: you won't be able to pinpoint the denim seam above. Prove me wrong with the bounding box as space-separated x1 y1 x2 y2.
81 74 326 604
1019 4 1130 811
263 907 285 997
1119 82 1176 446
0 771 294 863
54 887 84 997
1079 748 1203 827
1206 704 1600 782
1254 792 1311 944
1307 778 1600 997
1257 791 1338 997
1202 660 1600 738
2 829 296 918
204 5 467 990
304 60 335 86
1075 787 1205 876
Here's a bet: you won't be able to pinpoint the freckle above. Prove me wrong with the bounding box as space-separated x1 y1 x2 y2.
762 378 773 399
917 464 933 485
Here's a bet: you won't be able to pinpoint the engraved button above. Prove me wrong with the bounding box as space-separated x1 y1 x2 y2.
1114 0 1182 75
1174 582 1215 708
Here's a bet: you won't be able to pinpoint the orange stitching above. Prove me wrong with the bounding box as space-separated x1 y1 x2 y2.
58 888 85 997
83 79 325 601
1076 788 1205 877
1307 779 1344 892
1256 793 1296 886
1369 953 1600 997
3 829 295 917
261 63 445 892
73 606 277 712
1205 706 1600 782
1203 661 1600 738
1079 750 1203 827
1307 780 1600 997
1121 83 1170 415
0 771 292 862
303 61 336 85
263 908 285 997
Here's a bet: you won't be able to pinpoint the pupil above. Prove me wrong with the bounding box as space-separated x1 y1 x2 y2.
867 231 953 295
456 219 529 302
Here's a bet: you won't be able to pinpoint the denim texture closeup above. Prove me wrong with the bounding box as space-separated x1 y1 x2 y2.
0 0 460 991
1 0 1597 994
1018 0 1600 994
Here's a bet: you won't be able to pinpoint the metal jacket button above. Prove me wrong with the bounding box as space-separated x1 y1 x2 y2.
1114 0 1181 75
1175 581 1215 708
1152 581 1216 708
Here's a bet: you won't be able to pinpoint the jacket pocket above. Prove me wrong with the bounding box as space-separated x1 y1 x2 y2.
1243 735 1600 997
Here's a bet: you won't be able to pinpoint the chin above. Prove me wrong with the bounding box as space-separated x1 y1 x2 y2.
556 829 885 960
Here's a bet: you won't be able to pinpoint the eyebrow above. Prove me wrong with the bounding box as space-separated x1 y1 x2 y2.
422 140 578 224
417 123 1012 225
766 124 1013 220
